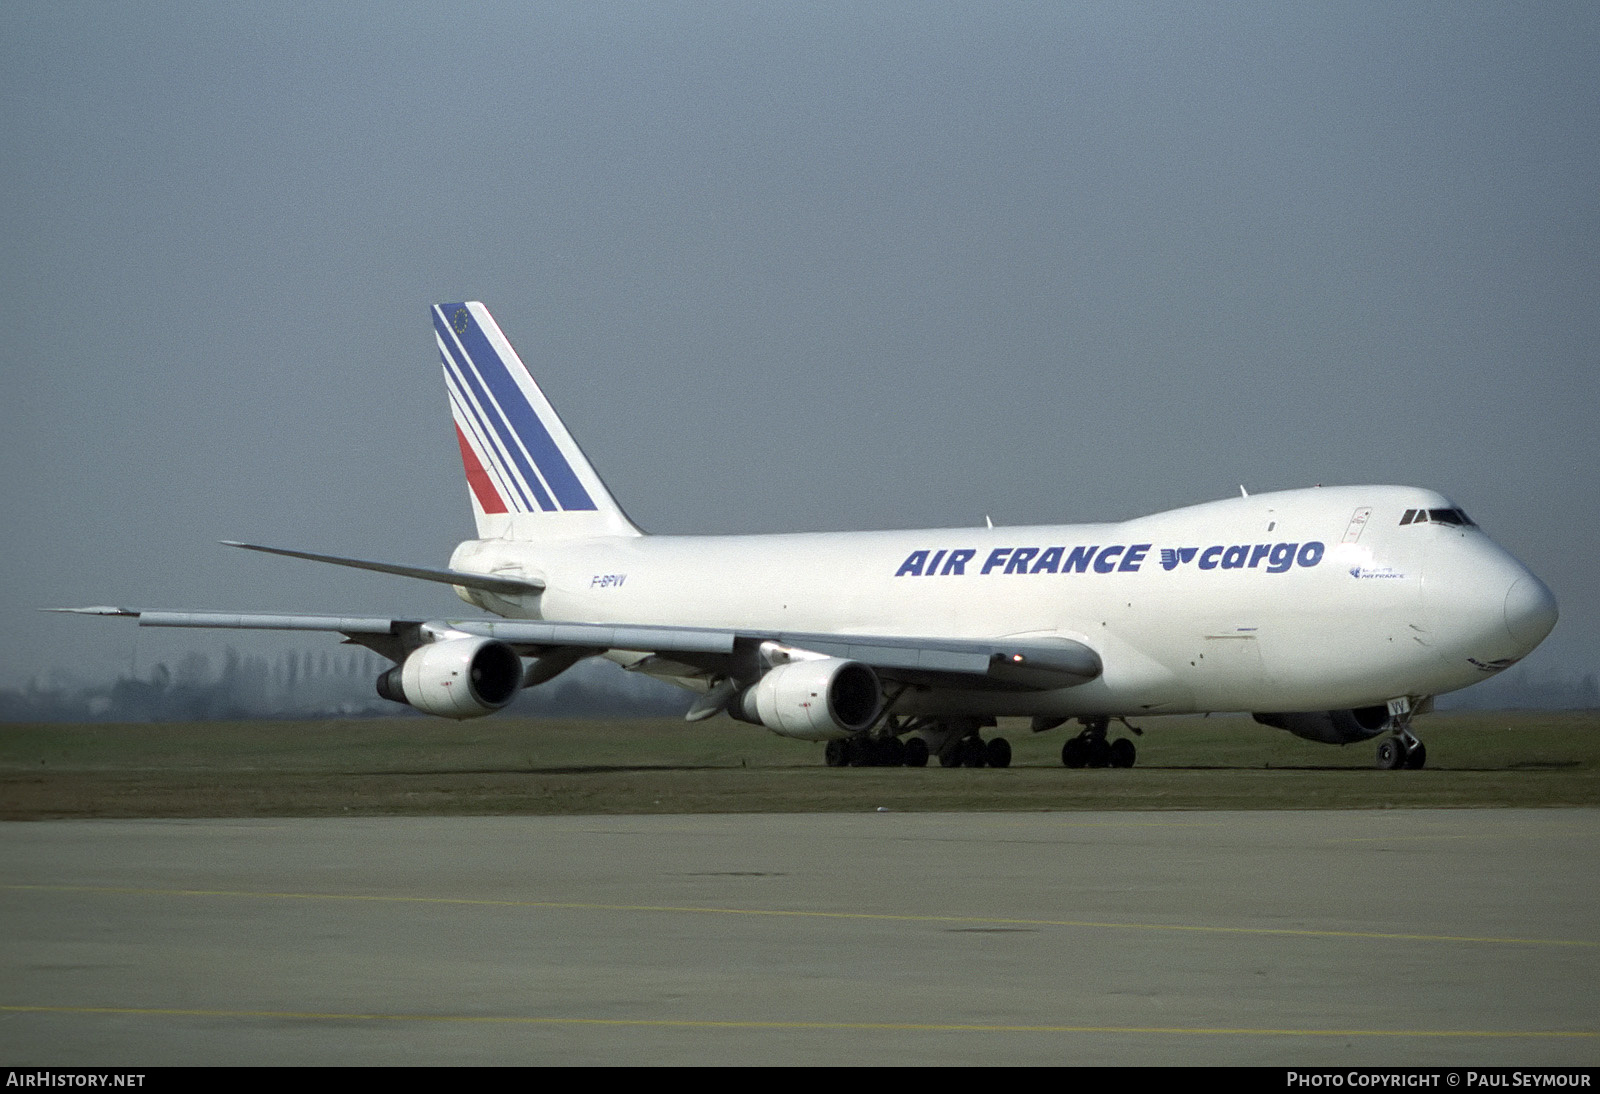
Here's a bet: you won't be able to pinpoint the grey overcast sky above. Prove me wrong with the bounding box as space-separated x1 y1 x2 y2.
4 3 1597 691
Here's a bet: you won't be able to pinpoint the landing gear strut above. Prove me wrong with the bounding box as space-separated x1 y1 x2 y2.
1061 717 1139 769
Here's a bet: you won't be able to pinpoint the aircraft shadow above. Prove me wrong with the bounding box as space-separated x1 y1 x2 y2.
340 762 1575 775
351 764 739 776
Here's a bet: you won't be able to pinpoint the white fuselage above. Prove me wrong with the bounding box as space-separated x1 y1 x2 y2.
449 484 1556 718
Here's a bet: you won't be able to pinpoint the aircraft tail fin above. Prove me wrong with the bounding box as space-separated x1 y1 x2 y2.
433 302 642 541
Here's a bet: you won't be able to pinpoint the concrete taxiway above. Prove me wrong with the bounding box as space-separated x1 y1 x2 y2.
3 810 1596 1066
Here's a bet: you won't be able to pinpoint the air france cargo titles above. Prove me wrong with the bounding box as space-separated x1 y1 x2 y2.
893 541 1326 577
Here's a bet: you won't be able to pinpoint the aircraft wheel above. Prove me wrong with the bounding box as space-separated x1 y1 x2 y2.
878 736 906 767
1062 737 1089 768
902 737 929 767
824 739 848 767
940 746 964 768
961 737 988 768
1108 738 1136 768
1376 738 1406 770
985 737 1012 768
1086 737 1112 768
1403 741 1427 770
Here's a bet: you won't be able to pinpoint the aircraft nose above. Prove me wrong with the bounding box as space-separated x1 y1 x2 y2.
1420 539 1557 666
1504 573 1558 652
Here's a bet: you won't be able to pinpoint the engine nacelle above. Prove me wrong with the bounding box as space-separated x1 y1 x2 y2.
733 657 882 741
1253 706 1393 745
376 637 523 719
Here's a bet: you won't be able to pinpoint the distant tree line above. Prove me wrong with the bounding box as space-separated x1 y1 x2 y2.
0 646 687 723
1432 665 1600 711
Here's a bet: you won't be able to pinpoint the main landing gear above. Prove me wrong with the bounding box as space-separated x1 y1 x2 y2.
1060 717 1139 769
824 734 929 768
1375 723 1427 770
821 716 1011 768
937 732 1012 769
910 716 1009 768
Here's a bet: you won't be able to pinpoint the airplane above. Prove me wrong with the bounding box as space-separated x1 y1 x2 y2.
54 302 1559 770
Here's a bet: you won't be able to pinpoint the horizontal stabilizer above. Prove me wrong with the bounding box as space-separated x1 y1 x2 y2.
223 541 546 597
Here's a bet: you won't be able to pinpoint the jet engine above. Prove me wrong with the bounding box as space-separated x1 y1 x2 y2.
1252 706 1393 745
732 657 882 741
376 636 523 719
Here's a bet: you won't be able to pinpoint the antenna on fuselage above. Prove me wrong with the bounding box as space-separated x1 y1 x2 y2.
1239 485 1250 498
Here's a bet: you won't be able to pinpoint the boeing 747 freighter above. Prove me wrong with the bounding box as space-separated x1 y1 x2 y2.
57 303 1558 770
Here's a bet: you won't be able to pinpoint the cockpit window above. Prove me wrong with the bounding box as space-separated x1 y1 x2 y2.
1400 508 1476 527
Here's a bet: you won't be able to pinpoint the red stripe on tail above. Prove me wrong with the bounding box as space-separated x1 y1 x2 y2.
454 424 509 514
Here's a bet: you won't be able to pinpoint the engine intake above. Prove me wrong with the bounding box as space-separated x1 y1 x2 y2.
733 657 882 741
376 636 523 719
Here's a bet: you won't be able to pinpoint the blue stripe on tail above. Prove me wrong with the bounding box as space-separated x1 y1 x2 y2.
438 304 597 512
434 310 555 512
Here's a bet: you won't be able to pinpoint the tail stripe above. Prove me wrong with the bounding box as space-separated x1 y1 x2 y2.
437 308 597 512
453 423 509 514
433 300 643 540
457 314 596 510
447 384 525 513
440 333 544 512
435 319 555 512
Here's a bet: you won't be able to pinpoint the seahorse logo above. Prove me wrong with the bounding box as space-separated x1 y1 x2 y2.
1159 547 1199 571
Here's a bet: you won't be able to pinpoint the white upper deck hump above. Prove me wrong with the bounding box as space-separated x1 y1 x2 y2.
1127 485 1451 530
434 302 642 541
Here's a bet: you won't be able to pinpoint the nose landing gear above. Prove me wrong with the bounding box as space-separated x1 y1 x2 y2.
1376 724 1426 770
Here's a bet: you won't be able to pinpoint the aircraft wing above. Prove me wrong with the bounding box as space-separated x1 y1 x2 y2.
44 606 429 663
47 608 1101 690
447 619 1100 689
